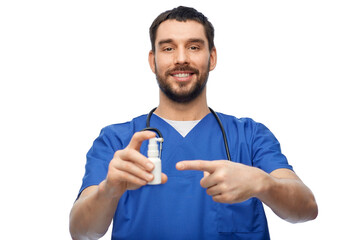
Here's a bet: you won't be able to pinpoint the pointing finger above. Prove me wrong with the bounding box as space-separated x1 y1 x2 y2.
176 160 217 173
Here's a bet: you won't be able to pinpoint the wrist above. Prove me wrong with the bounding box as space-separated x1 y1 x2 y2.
253 169 274 200
98 180 125 202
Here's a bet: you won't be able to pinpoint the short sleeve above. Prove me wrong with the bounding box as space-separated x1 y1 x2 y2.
77 127 122 198
251 122 293 173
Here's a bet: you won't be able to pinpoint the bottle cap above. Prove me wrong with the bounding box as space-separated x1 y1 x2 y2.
148 138 163 158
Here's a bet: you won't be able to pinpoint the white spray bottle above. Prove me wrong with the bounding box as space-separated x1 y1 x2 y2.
147 137 163 185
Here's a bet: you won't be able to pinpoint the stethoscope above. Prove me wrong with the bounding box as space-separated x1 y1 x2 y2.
142 107 232 161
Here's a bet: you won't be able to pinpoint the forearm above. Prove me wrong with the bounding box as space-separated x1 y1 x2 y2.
69 181 124 240
256 170 318 223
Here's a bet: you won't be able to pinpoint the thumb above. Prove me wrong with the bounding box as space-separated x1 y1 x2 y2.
161 173 168 184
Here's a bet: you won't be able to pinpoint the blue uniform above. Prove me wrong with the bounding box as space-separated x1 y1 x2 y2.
79 112 293 239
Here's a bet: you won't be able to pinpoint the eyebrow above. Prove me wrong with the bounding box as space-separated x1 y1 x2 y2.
157 38 206 46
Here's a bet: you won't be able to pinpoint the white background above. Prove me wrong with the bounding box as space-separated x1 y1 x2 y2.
1 0 359 239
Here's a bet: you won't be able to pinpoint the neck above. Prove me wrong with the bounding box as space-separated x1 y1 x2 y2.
155 88 210 121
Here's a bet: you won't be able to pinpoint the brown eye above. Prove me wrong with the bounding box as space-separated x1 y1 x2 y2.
189 46 199 50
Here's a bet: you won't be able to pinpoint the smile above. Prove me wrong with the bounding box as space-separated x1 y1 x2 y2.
173 73 191 78
170 72 194 82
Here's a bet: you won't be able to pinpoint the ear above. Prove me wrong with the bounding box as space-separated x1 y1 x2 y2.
209 47 217 71
148 50 156 73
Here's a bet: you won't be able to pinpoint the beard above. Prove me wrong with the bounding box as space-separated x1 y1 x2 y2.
155 62 210 103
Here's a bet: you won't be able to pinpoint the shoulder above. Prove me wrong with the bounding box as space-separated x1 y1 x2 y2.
96 114 148 148
100 121 132 139
101 114 147 133
216 112 260 130
215 112 275 143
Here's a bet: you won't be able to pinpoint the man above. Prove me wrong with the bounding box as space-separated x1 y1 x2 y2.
70 6 318 240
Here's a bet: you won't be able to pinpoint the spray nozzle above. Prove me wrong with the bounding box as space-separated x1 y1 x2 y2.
148 137 164 159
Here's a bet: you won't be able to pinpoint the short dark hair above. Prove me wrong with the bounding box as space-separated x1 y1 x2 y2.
149 6 215 52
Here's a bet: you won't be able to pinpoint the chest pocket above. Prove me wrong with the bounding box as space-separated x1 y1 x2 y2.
216 198 268 233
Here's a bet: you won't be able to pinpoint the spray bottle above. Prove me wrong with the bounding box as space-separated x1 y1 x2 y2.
147 137 163 185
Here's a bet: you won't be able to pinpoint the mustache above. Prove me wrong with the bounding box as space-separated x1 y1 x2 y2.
165 65 199 76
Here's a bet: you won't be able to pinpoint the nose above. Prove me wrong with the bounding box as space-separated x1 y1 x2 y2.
174 47 189 65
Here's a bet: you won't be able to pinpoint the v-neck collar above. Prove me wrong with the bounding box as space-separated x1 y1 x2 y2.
159 118 200 137
151 112 213 139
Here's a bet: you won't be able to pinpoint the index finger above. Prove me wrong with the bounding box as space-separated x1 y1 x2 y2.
176 160 217 173
128 131 156 151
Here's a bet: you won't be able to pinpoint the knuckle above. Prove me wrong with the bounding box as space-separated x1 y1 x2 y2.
108 161 116 171
214 173 226 182
115 149 131 160
223 194 231 203
117 171 126 180
218 193 232 203
213 195 222 203
114 150 122 158
218 184 227 193
121 148 131 156
119 148 136 161
206 188 210 195
197 161 204 169
200 179 206 188
218 161 230 170
223 182 232 192
108 158 119 170
119 160 131 170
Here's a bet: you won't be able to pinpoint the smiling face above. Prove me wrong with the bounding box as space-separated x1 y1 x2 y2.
149 20 217 103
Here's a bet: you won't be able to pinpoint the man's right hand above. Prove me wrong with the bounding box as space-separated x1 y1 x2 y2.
100 131 168 199
70 131 168 240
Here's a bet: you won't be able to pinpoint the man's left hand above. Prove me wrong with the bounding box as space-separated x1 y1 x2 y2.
176 160 269 204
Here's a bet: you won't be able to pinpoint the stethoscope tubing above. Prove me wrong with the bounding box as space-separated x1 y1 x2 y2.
143 107 231 161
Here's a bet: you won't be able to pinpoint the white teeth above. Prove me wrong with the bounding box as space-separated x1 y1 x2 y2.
174 73 190 78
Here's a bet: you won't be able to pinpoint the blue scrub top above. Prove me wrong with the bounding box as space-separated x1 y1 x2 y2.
79 112 293 239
